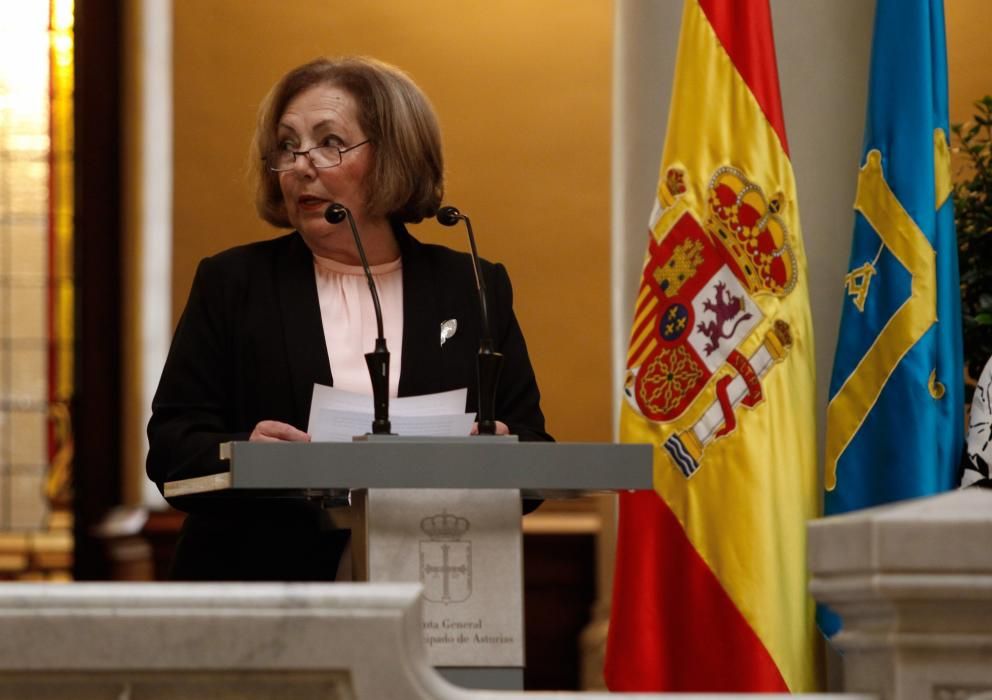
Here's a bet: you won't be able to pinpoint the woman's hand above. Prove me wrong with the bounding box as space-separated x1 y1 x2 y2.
470 420 510 436
250 420 311 442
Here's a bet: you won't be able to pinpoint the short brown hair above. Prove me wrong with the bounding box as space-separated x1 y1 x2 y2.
251 56 444 226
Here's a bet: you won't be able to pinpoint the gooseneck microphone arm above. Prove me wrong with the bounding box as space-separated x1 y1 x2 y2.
437 206 493 349
437 205 503 435
325 203 391 435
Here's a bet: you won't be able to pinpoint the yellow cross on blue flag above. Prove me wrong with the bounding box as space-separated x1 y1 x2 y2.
821 0 964 636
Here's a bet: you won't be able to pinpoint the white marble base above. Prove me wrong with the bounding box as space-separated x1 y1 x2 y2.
0 581 865 699
809 489 992 700
0 582 452 699
0 673 351 700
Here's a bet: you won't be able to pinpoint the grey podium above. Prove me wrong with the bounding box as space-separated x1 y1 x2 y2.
165 437 652 691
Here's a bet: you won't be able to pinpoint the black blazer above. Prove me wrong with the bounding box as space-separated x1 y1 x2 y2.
147 223 550 580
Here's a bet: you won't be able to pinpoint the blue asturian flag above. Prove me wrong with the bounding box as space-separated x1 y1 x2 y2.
820 0 964 636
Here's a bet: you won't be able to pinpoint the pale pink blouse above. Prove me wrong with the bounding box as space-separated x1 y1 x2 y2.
313 254 403 398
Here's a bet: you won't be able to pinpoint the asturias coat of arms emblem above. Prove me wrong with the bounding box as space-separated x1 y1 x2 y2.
419 511 472 604
624 166 798 478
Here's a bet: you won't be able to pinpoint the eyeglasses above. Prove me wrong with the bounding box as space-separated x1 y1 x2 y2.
265 139 370 172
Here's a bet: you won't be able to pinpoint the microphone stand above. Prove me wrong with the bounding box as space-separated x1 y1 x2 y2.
324 203 392 435
436 205 503 435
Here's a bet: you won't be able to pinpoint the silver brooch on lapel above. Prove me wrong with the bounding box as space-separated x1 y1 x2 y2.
440 319 458 346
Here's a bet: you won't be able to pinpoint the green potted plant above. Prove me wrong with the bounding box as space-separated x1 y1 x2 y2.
953 95 992 398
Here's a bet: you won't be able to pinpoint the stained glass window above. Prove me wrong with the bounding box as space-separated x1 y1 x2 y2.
0 0 74 579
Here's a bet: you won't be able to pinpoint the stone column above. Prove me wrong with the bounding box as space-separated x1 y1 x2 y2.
808 489 992 700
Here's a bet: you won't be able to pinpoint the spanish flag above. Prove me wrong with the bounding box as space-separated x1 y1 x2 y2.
605 0 820 692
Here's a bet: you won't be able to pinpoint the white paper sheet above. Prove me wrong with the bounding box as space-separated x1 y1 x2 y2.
307 384 473 440
309 408 475 442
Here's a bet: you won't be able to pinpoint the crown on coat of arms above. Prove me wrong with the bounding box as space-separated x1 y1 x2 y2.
420 512 470 540
704 166 797 297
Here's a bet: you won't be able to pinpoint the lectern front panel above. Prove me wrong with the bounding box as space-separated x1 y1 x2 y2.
357 488 524 669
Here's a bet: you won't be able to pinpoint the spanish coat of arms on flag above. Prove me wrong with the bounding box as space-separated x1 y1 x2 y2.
624 166 798 478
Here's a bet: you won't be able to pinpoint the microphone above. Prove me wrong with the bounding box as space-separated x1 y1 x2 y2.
436 205 503 435
324 203 391 435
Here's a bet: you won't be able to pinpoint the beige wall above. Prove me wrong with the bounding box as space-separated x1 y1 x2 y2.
171 0 613 443
947 0 992 127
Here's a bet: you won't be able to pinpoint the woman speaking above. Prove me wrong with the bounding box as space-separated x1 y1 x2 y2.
146 56 550 581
